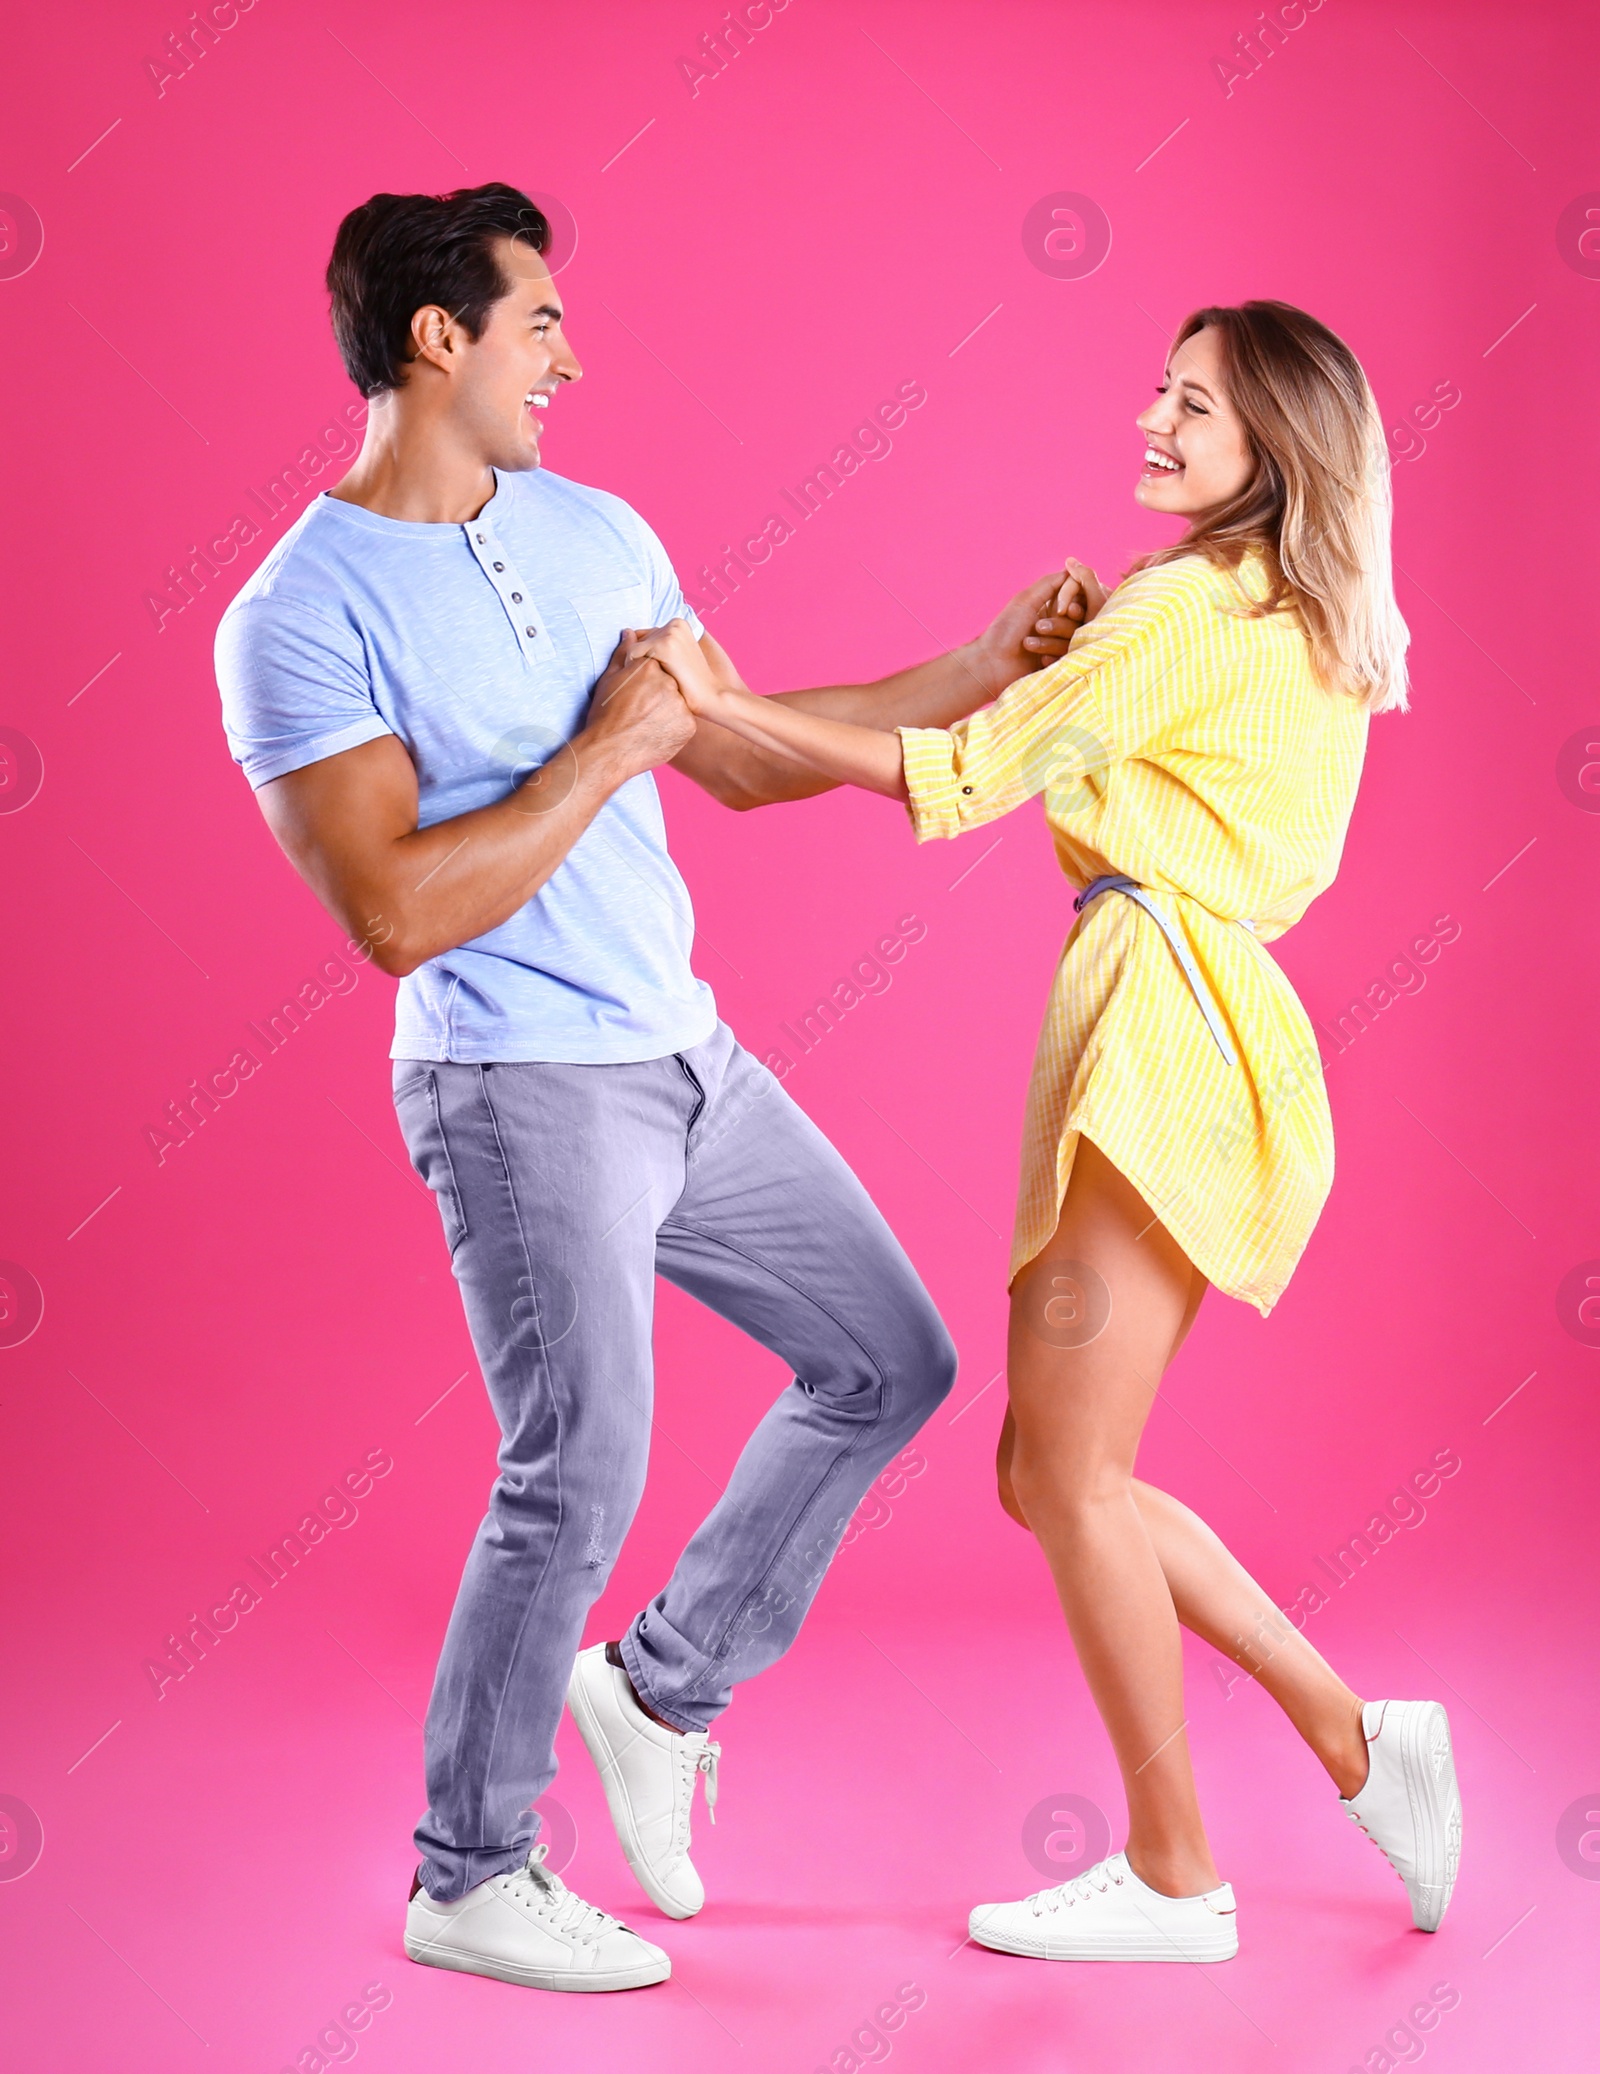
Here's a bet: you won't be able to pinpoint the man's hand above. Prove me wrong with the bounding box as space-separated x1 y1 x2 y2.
968 558 1109 696
619 619 723 719
1055 557 1108 633
585 637 697 775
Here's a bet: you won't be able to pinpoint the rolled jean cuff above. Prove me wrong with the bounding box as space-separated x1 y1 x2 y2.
414 1835 531 1904
618 1615 717 1736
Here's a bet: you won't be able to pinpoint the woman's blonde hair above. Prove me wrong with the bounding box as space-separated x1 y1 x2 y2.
1140 299 1410 713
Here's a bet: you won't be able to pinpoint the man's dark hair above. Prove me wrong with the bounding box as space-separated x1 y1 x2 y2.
325 183 550 398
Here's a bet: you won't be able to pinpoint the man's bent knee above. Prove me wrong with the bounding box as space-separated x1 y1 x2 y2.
899 1306 958 1418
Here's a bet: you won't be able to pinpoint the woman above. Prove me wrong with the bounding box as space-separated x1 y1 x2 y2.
632 301 1462 1963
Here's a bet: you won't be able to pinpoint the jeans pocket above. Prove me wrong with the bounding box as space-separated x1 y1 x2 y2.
393 1067 470 1256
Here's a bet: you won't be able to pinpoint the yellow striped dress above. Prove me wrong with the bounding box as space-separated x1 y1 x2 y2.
896 547 1370 1316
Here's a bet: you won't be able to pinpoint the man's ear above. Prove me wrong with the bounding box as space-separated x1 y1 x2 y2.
407 303 457 377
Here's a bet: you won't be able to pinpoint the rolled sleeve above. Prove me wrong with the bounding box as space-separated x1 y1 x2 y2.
216 595 393 789
897 725 966 841
894 665 1117 843
893 561 1214 843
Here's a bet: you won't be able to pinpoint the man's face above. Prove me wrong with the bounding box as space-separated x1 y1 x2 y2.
444 235 582 471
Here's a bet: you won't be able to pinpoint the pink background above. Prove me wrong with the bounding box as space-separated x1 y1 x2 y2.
3 1 1597 2066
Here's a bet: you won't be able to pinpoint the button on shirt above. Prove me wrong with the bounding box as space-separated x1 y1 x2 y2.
215 467 718 1064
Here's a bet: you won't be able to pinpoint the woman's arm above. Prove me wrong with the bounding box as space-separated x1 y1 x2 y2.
630 622 909 800
665 561 1107 809
769 559 1106 731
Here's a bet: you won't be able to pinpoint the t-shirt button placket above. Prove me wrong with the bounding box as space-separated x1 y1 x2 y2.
474 528 540 644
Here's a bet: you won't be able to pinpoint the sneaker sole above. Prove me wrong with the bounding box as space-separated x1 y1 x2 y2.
404 1931 670 1991
1398 1701 1463 1932
969 1919 1238 1964
567 1666 702 1921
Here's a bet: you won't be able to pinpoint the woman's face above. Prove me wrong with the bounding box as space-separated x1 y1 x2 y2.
1134 325 1255 519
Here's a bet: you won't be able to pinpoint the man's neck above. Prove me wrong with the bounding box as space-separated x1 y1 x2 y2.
328 402 501 525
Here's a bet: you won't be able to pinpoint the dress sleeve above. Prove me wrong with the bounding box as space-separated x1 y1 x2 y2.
895 558 1214 841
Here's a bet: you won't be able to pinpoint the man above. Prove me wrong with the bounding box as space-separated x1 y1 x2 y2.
216 182 1085 1994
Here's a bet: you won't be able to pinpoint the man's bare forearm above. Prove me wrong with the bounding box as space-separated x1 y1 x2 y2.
261 731 638 980
374 743 640 973
260 652 696 979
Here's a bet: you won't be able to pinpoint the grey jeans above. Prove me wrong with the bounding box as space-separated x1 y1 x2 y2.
393 1022 958 1900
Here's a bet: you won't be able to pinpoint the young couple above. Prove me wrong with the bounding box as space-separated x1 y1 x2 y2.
216 182 1462 1989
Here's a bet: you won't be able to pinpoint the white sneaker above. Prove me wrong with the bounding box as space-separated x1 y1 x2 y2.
969 1852 1238 1963
1340 1698 1462 1931
567 1642 719 1920
404 1845 670 1991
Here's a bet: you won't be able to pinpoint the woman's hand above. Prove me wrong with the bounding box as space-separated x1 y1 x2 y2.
619 619 722 717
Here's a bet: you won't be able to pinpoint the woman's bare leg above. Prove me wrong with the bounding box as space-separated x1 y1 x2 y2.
999 1193 1370 1807
1130 1483 1367 1797
1004 1134 1221 1898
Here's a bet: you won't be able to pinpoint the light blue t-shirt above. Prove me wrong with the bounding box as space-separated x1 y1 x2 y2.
215 468 718 1064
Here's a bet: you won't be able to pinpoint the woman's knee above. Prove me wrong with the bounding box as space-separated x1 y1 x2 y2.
1009 1434 1131 1523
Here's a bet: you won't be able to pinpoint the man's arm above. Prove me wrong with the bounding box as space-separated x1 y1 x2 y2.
670 564 1105 811
255 651 693 978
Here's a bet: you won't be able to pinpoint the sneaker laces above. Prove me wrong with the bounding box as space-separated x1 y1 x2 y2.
671 1735 721 1850
502 1845 618 1945
1028 1858 1125 1917
696 1738 720 1824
